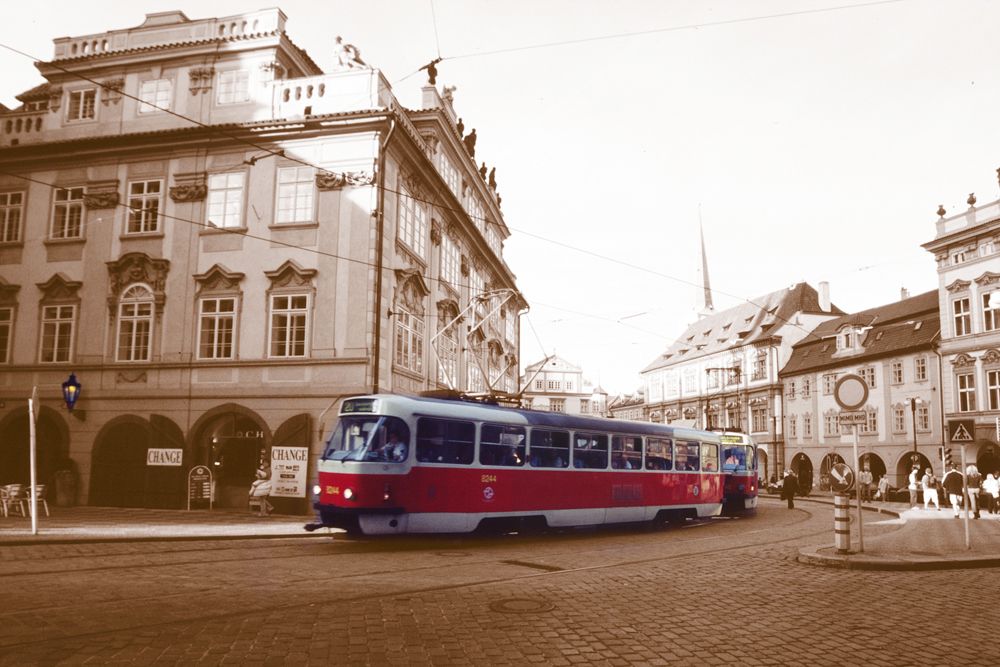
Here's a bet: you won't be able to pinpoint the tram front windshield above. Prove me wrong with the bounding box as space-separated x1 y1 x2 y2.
722 444 750 471
322 415 410 462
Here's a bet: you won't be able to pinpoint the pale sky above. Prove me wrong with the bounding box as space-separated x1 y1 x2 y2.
4 0 1000 394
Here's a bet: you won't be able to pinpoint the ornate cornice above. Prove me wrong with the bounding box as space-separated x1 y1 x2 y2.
974 271 1000 287
106 252 170 316
37 273 82 301
100 78 124 105
47 86 63 112
265 259 317 289
193 264 246 293
952 352 976 368
430 219 442 246
315 170 374 190
945 278 972 293
169 171 207 203
0 278 21 304
189 67 215 95
83 191 119 209
982 349 1000 365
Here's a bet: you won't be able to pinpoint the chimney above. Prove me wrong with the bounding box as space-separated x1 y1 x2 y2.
901 287 910 301
818 281 831 312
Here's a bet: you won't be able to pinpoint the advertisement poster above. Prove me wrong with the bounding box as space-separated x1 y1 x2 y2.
270 446 308 497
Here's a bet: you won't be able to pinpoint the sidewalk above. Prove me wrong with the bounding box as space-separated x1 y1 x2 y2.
0 505 327 545
776 494 1000 570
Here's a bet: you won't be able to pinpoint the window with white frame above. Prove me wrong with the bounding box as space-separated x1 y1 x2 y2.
534 379 543 390
860 409 877 435
983 291 1000 332
394 307 424 373
548 380 560 390
859 366 876 388
486 225 501 255
751 405 767 433
441 235 460 287
803 413 812 437
550 398 565 413
951 249 967 265
275 166 315 224
953 297 971 336
752 353 766 380
788 415 797 438
915 356 927 381
138 79 172 113
40 304 75 363
51 187 85 240
785 380 796 399
837 328 856 351
217 70 250 104
66 89 96 121
467 359 485 392
198 296 237 360
436 320 458 386
981 240 996 257
566 380 574 391
0 192 23 243
957 372 976 412
708 370 720 390
127 180 162 234
116 284 154 362
802 377 811 398
917 405 930 431
436 153 460 196
580 399 590 414
397 185 427 258
269 294 309 358
465 192 484 231
824 413 840 436
823 373 837 395
988 369 1000 411
0 306 12 363
207 172 245 228
892 406 905 433
890 360 903 385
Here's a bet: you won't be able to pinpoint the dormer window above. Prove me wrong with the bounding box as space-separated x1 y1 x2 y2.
836 327 857 351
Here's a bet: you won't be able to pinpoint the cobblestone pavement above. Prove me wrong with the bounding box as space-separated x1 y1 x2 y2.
0 499 994 666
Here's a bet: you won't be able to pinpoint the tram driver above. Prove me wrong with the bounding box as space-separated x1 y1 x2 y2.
379 430 408 462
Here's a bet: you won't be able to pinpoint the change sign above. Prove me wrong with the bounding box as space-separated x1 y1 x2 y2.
270 446 309 498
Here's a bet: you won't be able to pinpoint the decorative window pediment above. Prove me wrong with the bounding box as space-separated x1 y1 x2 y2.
0 277 20 304
169 171 207 203
194 264 245 294
946 278 972 293
37 273 82 301
394 269 429 315
952 352 976 368
106 252 169 316
265 259 317 289
982 349 1000 365
974 271 1000 287
682 407 696 419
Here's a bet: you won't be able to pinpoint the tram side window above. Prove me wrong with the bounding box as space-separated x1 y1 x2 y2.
645 437 672 470
675 441 701 472
480 423 526 467
701 443 719 472
722 445 747 471
746 445 757 472
416 418 475 465
573 433 608 469
611 435 642 470
529 429 569 468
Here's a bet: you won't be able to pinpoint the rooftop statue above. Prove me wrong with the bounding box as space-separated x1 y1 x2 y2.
334 36 368 70
420 58 442 85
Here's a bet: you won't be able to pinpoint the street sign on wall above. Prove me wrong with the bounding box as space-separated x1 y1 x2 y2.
838 411 867 426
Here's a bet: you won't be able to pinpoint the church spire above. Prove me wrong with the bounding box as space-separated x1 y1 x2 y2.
699 213 714 314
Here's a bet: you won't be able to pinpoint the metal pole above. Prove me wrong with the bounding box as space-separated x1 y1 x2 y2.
28 390 38 535
961 444 970 550
853 424 864 552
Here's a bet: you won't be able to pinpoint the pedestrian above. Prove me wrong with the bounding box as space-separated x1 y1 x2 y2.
965 464 982 519
942 463 964 518
876 473 890 501
858 467 873 501
907 464 921 510
921 467 940 510
984 472 1000 514
780 469 797 509
249 466 273 515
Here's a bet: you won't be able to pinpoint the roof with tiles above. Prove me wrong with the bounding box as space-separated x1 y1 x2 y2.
641 282 843 373
780 289 940 377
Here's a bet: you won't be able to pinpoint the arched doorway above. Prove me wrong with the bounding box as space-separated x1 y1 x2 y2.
818 452 845 493
90 415 187 508
859 452 886 490
757 449 769 485
194 407 269 509
896 452 932 486
976 441 1000 477
789 453 813 496
0 407 69 487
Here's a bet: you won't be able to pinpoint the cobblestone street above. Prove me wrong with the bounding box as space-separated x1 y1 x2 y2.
0 499 993 665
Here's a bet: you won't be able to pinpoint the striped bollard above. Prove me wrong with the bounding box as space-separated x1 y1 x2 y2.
834 494 851 553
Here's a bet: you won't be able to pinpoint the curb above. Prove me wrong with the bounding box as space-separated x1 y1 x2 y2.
0 530 335 547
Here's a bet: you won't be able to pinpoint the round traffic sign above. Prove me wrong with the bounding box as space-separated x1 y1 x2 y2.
834 374 869 411
829 462 855 493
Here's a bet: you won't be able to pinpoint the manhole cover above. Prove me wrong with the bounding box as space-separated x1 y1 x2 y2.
489 598 555 614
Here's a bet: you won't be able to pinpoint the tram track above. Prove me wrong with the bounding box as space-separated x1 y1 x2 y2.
0 505 834 654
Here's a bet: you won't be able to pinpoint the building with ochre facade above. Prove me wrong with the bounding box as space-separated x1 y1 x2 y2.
0 9 524 511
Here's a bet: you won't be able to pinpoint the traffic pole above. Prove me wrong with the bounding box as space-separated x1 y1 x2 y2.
834 494 851 553
28 386 39 536
960 444 970 550
853 424 863 552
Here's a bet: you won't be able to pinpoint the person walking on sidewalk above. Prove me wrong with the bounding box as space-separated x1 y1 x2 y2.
908 465 921 510
858 467 873 501
780 469 797 509
921 468 940 510
942 463 964 518
983 472 1000 514
876 473 890 501
965 464 982 519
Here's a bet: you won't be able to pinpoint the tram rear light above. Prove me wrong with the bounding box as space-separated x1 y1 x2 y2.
343 488 354 500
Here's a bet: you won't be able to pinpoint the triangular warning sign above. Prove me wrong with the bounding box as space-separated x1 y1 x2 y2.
951 423 974 441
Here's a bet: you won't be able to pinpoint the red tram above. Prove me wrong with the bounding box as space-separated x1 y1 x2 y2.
717 432 759 515
308 394 748 535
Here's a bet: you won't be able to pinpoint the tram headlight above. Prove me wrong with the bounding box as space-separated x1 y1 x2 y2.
343 487 354 500
383 484 392 502
313 484 322 497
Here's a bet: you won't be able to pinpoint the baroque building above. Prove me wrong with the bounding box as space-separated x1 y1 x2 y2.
922 186 1000 475
779 290 942 493
519 355 608 417
0 9 524 511
640 282 842 482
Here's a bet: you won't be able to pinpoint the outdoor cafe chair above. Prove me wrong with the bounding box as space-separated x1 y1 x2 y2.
29 484 50 517
1 484 27 518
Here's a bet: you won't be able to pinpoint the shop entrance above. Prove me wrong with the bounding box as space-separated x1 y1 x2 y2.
90 416 186 508
197 411 268 509
789 453 813 496
0 407 67 487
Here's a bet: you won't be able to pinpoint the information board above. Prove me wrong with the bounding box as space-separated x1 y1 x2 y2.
270 446 309 498
187 465 213 510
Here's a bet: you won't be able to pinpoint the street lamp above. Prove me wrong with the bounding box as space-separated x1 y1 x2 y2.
61 372 82 411
909 397 922 465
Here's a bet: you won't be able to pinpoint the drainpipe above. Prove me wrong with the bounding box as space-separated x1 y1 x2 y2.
372 117 396 394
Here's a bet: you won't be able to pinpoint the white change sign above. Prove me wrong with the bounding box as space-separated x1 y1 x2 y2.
270 446 309 497
146 448 184 466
